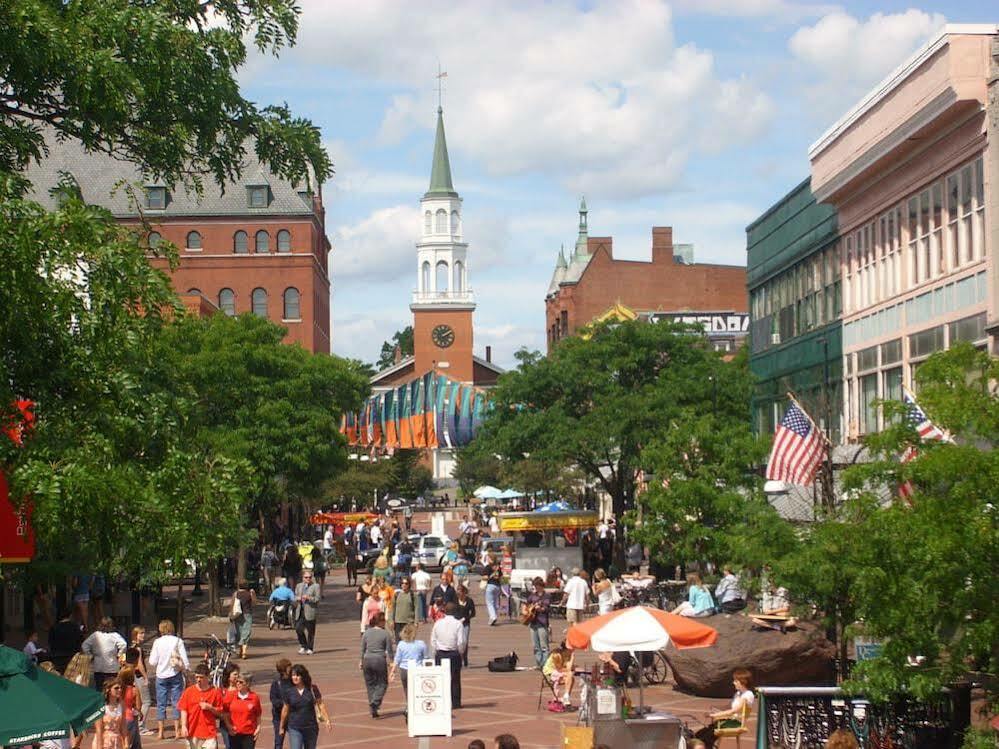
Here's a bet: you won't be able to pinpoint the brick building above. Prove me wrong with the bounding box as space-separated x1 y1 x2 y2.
24 136 332 354
545 201 749 351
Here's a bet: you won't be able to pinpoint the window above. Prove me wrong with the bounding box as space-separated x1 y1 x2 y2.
881 339 902 365
859 373 878 435
424 211 432 234
857 345 878 372
147 231 162 249
218 288 235 316
453 260 463 292
146 187 166 210
435 261 449 292
283 287 301 320
909 325 944 359
435 209 447 234
560 310 568 335
255 230 269 253
883 367 903 424
421 261 431 293
277 229 291 253
186 231 202 250
248 186 268 208
949 312 986 344
251 288 268 317
234 230 248 254
187 288 202 296
451 210 459 233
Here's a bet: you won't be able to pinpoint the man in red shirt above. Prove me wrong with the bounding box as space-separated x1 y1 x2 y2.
223 673 262 749
179 663 223 749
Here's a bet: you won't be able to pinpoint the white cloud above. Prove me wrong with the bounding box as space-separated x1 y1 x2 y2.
788 10 946 121
277 0 774 199
671 0 836 21
333 204 419 282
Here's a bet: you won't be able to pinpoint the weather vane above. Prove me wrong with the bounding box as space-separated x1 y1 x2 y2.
436 62 447 110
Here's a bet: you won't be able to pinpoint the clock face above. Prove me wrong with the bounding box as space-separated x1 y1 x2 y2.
431 324 455 348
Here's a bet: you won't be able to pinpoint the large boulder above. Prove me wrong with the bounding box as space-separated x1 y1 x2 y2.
662 614 836 697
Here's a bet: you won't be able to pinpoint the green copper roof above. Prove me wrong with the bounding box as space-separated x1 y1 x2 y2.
556 244 567 269
425 107 457 198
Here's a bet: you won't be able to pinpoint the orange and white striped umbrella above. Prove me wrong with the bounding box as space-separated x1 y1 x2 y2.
566 606 717 652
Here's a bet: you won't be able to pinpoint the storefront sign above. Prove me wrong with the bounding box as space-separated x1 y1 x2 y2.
498 511 600 532
0 470 35 563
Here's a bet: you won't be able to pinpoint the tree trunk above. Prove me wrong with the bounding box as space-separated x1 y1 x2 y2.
236 542 247 590
176 580 184 638
208 564 221 618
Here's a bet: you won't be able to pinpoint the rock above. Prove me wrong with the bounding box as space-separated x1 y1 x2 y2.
662 614 836 697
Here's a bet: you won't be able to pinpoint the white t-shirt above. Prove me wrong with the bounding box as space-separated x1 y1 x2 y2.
323 529 334 550
489 515 499 534
24 640 43 663
147 634 189 679
370 525 382 544
732 689 755 715
411 569 432 593
563 576 589 610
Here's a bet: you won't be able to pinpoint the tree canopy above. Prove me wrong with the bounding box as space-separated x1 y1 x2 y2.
0 0 330 189
376 326 414 371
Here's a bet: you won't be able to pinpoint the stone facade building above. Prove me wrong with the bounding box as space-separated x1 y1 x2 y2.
545 201 748 351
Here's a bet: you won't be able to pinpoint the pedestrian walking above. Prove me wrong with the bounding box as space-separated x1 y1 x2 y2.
48 607 84 674
147 619 189 740
388 624 426 717
118 667 143 749
359 612 393 718
592 569 615 614
411 564 432 623
500 545 514 618
562 569 590 624
356 574 375 633
484 558 503 626
431 602 466 709
126 626 153 735
278 665 332 749
345 536 359 587
454 585 476 667
269 660 292 749
523 577 552 668
260 546 277 594
71 572 92 633
219 665 241 749
222 672 262 749
293 570 320 655
310 546 327 600
228 581 256 660
93 680 128 749
430 570 458 610
282 545 302 591
389 577 417 642
82 616 126 691
178 663 223 749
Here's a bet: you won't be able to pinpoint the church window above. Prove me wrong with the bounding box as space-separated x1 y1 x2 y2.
450 210 459 233
219 288 235 316
436 261 449 293
186 231 202 250
421 261 431 293
252 287 268 317
424 211 432 235
277 229 291 253
283 287 301 320
234 231 248 254
435 209 447 233
255 230 269 253
453 261 463 292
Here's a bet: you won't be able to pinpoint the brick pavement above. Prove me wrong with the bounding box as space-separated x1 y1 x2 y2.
155 565 750 749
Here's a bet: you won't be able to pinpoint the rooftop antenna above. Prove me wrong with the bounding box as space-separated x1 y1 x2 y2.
436 61 448 111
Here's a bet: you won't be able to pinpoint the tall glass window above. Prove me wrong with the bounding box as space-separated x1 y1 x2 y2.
218 288 235 316
234 231 248 254
255 230 269 253
283 288 301 320
251 288 267 317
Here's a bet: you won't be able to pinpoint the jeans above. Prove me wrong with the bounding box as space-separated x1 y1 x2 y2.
220 726 231 749
272 720 284 749
530 625 550 668
295 619 316 651
435 650 462 708
126 718 141 749
485 584 501 622
416 592 427 622
155 672 184 720
286 727 317 749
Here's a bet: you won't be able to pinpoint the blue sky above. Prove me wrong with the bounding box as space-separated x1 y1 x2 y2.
241 1 993 368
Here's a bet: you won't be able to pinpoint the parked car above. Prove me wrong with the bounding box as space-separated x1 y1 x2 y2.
392 533 451 571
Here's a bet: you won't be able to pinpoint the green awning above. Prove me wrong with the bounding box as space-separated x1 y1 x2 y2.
0 645 105 746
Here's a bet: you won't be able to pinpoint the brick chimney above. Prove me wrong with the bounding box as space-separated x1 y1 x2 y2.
651 226 673 264
485 345 492 363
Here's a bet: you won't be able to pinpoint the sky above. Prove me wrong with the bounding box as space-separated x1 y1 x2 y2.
240 1 993 369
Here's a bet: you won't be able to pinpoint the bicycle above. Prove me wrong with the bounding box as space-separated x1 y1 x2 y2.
203 633 236 687
627 650 670 686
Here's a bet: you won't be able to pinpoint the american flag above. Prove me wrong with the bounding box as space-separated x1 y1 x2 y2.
898 388 947 499
766 402 827 485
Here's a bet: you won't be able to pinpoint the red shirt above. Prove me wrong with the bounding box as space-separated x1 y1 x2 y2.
178 685 223 739
224 690 262 735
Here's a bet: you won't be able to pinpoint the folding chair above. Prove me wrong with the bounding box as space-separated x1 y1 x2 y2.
537 670 558 710
713 699 751 747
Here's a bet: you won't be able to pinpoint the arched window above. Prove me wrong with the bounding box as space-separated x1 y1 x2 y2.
421 261 431 293
277 229 291 253
283 288 301 320
435 209 447 233
187 288 202 296
451 210 459 234
218 288 235 316
251 288 267 317
435 261 449 293
424 211 432 235
186 231 202 250
255 230 269 253
147 231 161 249
233 231 248 254
453 260 464 292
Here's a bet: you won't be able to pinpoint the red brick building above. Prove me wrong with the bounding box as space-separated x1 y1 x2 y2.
545 201 749 351
25 137 331 354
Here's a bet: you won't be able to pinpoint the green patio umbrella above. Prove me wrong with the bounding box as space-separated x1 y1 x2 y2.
0 645 105 746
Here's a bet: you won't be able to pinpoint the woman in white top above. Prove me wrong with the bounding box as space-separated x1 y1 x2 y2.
146 619 189 740
592 569 615 614
81 617 126 692
694 668 754 748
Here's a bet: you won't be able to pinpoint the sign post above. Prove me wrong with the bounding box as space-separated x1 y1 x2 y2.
407 659 452 738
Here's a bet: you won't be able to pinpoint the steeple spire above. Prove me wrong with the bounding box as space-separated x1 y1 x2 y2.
425 106 457 198
557 244 567 269
574 196 589 259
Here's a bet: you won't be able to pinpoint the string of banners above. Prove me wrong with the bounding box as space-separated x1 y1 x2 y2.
342 372 489 450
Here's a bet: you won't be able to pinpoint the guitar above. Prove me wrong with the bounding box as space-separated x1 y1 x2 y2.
519 602 538 625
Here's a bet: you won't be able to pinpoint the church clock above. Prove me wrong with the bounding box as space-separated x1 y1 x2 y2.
431 324 455 348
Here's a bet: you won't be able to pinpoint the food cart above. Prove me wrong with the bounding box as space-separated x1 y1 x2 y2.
496 507 599 586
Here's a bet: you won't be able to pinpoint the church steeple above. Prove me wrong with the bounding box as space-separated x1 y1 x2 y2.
573 196 589 259
425 107 457 198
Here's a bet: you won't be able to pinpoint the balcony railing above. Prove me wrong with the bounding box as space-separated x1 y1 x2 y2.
411 290 475 305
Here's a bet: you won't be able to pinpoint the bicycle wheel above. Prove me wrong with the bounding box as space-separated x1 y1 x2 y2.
645 652 669 684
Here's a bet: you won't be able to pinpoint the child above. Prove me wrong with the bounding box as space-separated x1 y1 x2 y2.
542 648 575 707
23 630 47 664
428 599 445 623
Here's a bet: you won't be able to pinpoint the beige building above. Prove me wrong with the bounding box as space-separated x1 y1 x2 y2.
809 25 999 440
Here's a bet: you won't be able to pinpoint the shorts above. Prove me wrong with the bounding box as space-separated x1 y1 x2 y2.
73 593 90 604
187 738 218 749
566 608 583 624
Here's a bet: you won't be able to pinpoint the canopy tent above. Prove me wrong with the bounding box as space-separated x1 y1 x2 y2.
567 606 717 714
473 486 503 499
0 645 105 746
309 511 377 526
497 488 524 499
535 499 571 512
497 510 599 532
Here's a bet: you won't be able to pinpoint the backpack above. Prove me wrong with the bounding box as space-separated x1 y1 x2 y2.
487 652 518 672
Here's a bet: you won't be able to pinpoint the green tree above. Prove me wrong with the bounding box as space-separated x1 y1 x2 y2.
387 450 433 498
322 460 395 509
453 442 503 498
0 0 330 187
376 326 414 371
